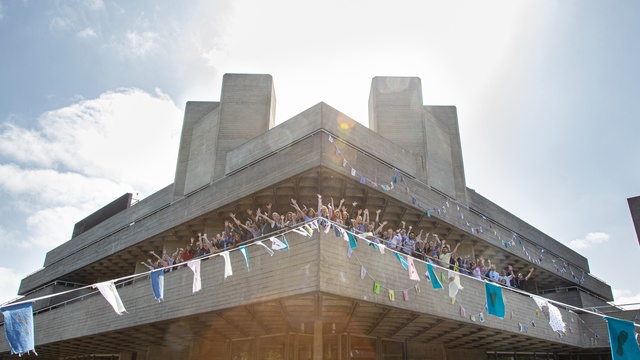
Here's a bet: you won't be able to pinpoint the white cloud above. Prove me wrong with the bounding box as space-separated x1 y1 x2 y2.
0 88 182 195
49 16 71 32
568 232 610 250
112 31 158 59
0 267 26 305
612 288 640 310
0 89 182 252
77 27 97 39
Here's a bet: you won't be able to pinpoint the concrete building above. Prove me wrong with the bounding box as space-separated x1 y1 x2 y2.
0 74 628 359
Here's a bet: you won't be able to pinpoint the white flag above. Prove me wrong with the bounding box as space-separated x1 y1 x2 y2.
221 251 232 279
270 237 288 250
94 281 126 315
187 260 202 293
407 257 420 281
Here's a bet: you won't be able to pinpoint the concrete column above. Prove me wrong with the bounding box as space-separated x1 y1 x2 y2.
313 320 323 360
173 74 276 199
368 77 468 204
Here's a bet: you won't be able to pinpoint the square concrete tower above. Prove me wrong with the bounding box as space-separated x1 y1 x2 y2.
369 76 467 204
173 74 276 198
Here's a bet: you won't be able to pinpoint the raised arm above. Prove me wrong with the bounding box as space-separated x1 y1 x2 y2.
525 267 535 281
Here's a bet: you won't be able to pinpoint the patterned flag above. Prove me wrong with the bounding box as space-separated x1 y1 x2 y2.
604 316 640 360
0 302 36 356
373 281 381 294
533 297 565 333
426 263 443 290
94 281 127 315
221 251 233 279
150 269 164 301
187 260 202 293
270 237 288 250
485 281 505 319
407 257 420 281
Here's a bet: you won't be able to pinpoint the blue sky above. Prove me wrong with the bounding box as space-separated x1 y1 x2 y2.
0 0 639 308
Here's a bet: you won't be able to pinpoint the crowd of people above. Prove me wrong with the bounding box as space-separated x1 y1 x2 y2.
141 194 535 290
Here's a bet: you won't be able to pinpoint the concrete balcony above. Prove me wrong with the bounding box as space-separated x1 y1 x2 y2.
1 227 608 359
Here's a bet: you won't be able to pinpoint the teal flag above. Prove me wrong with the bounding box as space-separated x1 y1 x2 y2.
239 246 249 271
426 263 443 290
394 252 409 270
485 281 505 319
347 232 358 249
604 316 640 360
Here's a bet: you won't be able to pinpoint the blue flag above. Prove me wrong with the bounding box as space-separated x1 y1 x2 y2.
426 263 443 290
393 252 409 270
347 232 358 249
150 269 164 301
485 281 505 319
0 302 36 355
604 316 640 360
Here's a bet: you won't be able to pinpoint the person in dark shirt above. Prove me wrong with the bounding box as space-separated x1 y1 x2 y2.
516 267 535 290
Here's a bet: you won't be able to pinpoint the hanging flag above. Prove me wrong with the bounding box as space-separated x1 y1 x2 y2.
347 232 358 249
393 252 409 270
403 290 409 301
94 281 127 315
351 168 356 176
150 269 164 301
360 176 366 184
373 281 381 294
366 239 379 251
485 281 505 319
460 306 466 318
335 148 340 155
255 241 275 256
388 289 395 301
426 263 443 290
328 135 333 142
387 182 394 190
360 266 366 279
0 302 36 356
324 222 332 233
448 270 464 299
440 271 446 284
305 224 314 236
292 227 311 238
533 298 565 333
414 284 421 294
407 256 420 281
187 260 202 293
221 251 233 279
377 243 386 254
343 159 347 167
372 182 377 187
270 237 288 251
240 246 249 271
347 247 353 258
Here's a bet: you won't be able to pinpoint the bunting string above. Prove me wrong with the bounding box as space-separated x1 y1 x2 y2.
327 131 588 285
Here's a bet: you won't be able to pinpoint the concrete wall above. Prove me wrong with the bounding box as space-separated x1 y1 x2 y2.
317 231 587 349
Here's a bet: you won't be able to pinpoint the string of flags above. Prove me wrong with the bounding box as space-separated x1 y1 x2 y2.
0 215 637 356
327 132 587 285
337 218 640 356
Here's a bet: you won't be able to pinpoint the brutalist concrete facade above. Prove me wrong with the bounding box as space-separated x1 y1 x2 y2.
1 74 618 359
